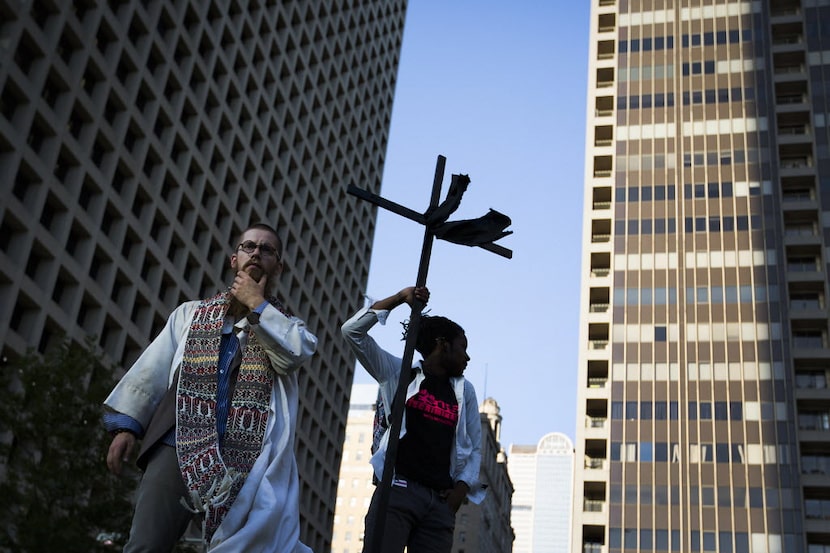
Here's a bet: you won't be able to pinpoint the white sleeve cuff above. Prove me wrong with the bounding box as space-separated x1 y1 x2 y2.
374 309 390 325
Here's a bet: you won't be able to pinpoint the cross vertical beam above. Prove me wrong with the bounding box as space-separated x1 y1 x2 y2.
347 154 511 553
363 155 445 553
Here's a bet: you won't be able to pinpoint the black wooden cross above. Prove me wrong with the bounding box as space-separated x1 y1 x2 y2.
347 154 512 553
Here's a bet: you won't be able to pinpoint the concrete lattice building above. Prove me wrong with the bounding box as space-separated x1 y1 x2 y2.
574 0 830 552
0 1 406 550
508 432 574 553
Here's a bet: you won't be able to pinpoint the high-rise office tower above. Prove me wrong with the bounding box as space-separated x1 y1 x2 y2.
574 0 830 552
0 2 406 550
509 432 574 553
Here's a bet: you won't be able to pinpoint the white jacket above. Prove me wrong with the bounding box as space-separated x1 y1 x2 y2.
341 306 485 503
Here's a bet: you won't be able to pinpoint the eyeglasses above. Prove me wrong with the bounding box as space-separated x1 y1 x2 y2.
237 240 280 259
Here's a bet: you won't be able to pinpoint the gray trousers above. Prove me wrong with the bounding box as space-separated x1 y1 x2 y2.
124 445 199 553
362 478 455 553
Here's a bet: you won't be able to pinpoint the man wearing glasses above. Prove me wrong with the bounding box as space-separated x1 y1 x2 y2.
103 223 317 552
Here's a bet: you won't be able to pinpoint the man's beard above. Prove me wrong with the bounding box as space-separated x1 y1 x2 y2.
227 262 275 318
245 263 265 282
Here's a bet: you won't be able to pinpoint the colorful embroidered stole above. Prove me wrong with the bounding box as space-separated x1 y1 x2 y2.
175 292 275 542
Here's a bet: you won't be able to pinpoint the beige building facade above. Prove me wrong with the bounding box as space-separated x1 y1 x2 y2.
0 2 406 550
331 383 378 553
574 0 830 552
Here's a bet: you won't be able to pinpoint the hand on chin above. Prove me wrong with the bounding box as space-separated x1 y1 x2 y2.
245 264 264 281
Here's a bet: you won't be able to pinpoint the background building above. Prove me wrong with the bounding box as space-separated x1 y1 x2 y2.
332 386 514 552
509 432 574 553
331 383 378 553
0 2 406 550
574 0 829 552
452 397 514 553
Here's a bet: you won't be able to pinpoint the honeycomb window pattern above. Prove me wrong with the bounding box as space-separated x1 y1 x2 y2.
0 1 406 550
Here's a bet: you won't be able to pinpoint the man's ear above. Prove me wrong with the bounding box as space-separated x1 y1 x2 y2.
230 253 239 271
272 259 284 277
426 339 442 359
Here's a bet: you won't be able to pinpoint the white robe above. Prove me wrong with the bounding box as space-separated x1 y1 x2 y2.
105 299 317 552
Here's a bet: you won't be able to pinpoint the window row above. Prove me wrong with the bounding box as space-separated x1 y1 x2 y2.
687 285 774 305
613 218 677 235
681 29 753 47
799 411 830 431
683 215 763 233
611 361 781 382
684 180 761 197
614 184 677 202
610 442 792 464
612 215 763 235
613 248 773 272
610 400 743 421
617 87 755 112
612 285 773 306
609 528 793 553
615 114 768 141
614 180 760 203
806 499 830 520
682 60 717 76
683 149 759 168
611 322 780 346
618 35 675 53
610 484 786 509
618 64 675 82
619 57 758 83
616 151 763 172
682 87 755 106
617 92 675 110
615 153 677 170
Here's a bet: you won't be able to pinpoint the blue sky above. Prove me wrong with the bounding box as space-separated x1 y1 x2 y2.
350 3 591 449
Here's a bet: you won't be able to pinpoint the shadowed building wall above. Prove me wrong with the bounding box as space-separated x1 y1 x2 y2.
0 1 407 550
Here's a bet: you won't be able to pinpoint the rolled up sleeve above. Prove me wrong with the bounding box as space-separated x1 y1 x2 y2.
255 304 317 374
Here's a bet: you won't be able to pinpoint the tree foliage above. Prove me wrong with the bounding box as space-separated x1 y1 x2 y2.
0 339 136 552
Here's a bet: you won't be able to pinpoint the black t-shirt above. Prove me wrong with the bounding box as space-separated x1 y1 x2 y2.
396 373 459 491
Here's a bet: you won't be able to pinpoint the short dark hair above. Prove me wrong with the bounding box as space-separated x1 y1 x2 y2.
403 314 464 357
236 223 283 255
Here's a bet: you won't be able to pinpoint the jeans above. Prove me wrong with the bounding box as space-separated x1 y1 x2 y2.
362 477 455 553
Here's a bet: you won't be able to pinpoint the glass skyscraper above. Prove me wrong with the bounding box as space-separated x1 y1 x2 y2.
574 0 830 552
509 432 575 553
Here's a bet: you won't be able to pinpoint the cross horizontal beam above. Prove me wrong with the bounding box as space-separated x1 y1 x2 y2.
346 184 513 259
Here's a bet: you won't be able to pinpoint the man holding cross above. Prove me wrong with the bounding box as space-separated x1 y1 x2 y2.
341 285 486 553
